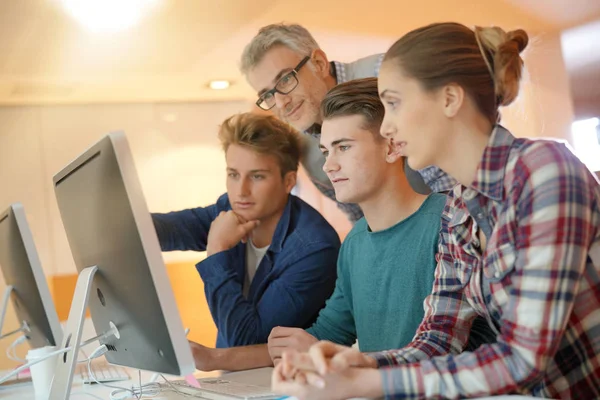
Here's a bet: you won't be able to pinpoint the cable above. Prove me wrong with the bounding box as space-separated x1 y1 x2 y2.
157 374 199 398
70 393 106 400
83 344 159 400
0 327 119 385
6 334 27 363
148 327 190 383
0 346 72 384
0 325 27 340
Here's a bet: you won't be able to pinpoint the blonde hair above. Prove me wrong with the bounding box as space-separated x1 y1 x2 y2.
218 113 302 176
240 23 320 75
384 22 529 123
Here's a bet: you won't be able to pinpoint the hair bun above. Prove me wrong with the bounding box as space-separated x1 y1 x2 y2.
475 26 529 107
506 29 529 53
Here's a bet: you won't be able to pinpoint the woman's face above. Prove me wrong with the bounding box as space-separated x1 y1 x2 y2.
378 60 450 171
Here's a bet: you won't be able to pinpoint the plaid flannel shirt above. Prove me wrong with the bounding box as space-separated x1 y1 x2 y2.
373 125 600 399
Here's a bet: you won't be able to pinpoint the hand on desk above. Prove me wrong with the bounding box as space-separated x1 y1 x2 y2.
189 340 218 371
267 327 318 365
271 341 381 400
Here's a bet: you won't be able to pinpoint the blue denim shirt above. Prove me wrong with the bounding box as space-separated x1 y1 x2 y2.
152 193 340 348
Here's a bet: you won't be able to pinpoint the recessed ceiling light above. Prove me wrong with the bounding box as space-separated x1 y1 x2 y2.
208 80 231 90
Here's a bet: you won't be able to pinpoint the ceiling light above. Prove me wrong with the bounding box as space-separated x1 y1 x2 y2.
61 0 161 34
208 80 231 90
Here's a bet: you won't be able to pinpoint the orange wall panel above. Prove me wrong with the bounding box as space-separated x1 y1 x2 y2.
49 262 217 348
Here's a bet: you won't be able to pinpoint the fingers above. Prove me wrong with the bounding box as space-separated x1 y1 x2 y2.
281 351 298 379
270 326 302 338
268 327 316 354
282 349 318 373
272 360 321 398
268 343 285 362
331 350 377 371
309 341 348 375
233 212 247 224
268 327 293 361
279 341 362 377
304 371 325 389
294 370 308 385
271 363 302 397
279 341 349 375
239 220 260 235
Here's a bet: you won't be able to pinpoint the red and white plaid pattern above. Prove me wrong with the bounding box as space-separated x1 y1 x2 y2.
372 126 600 399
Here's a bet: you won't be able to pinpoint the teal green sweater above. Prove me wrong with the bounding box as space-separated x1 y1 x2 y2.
306 194 445 352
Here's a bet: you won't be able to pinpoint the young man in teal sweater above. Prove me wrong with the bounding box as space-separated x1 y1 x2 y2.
267 78 445 360
188 78 493 371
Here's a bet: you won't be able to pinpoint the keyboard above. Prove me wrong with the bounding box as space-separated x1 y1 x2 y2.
76 360 130 384
168 377 280 400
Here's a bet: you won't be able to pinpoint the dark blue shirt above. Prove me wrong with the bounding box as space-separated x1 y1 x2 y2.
152 193 340 348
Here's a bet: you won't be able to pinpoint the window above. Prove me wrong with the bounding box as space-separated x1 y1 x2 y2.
572 117 600 172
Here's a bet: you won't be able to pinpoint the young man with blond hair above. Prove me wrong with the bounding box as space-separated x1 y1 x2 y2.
151 113 340 351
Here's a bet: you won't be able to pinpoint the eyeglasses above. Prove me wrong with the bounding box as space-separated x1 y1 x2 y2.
256 56 310 111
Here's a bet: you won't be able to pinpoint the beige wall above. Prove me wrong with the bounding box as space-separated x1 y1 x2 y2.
573 97 600 120
502 32 575 143
0 101 253 277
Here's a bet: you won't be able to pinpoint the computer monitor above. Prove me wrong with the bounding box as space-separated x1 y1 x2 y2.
50 132 194 399
0 203 62 349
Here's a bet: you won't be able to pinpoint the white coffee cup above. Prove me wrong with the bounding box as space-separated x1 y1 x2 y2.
26 346 58 399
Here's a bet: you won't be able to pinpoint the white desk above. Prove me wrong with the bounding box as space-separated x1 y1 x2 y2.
0 367 547 400
0 366 273 399
0 321 543 400
0 318 275 399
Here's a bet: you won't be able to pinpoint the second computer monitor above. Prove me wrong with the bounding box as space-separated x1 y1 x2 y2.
0 203 62 348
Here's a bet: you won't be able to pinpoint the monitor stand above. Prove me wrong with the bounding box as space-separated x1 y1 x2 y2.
0 285 29 340
0 284 33 387
49 266 99 400
0 285 13 338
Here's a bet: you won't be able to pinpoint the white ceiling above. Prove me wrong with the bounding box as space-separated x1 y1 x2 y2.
502 0 600 28
0 0 598 107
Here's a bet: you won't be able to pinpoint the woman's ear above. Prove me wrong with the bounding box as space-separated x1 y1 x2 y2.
441 83 465 118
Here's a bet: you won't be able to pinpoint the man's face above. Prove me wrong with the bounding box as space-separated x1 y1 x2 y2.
320 115 398 205
247 46 330 132
225 144 295 222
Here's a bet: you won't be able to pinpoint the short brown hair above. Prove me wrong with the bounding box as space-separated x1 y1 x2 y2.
384 22 528 123
218 113 302 176
320 77 384 138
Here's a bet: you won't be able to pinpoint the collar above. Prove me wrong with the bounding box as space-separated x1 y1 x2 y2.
267 195 294 253
469 125 515 202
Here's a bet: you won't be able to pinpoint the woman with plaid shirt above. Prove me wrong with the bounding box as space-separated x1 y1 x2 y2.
272 22 600 400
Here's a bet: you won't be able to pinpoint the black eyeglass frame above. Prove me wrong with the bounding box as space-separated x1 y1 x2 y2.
255 56 311 110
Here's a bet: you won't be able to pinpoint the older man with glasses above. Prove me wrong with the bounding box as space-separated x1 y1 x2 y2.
240 23 456 223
